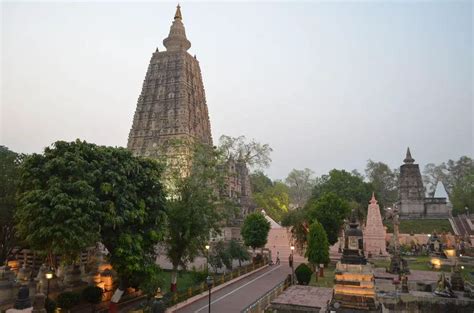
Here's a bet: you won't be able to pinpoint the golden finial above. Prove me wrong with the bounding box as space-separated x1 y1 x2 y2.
174 4 182 20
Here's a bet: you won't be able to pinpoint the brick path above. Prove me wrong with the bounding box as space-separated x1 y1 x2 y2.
173 263 292 313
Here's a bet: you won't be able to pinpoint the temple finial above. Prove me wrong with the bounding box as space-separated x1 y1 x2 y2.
175 4 182 20
370 192 377 204
403 147 415 164
163 4 191 51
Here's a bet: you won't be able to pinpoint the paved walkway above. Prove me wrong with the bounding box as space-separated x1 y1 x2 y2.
174 263 292 313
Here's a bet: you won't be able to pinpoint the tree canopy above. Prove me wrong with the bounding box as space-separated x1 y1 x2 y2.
285 168 316 209
365 160 398 209
163 142 229 290
311 169 372 210
253 182 290 222
306 192 350 245
241 212 271 251
305 220 329 269
0 146 22 265
16 140 167 289
218 135 272 169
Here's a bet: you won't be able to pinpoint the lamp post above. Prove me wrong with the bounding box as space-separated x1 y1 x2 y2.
205 244 210 274
290 245 295 284
45 269 53 308
206 275 214 313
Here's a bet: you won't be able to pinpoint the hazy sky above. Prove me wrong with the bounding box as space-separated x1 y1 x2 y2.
2 1 472 179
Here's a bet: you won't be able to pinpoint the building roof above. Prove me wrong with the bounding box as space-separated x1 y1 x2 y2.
434 181 450 202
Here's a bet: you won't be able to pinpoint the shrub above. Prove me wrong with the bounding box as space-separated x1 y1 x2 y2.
190 269 208 284
57 291 81 311
82 286 103 304
295 263 313 285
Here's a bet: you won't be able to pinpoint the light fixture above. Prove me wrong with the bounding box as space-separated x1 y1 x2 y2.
205 245 210 250
290 245 295 251
461 266 465 269
45 272 53 280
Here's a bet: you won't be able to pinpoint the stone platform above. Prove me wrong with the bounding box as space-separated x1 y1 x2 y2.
269 286 332 312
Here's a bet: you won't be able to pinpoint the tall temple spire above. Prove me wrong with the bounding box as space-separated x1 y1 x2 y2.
163 4 191 52
370 192 377 204
403 147 415 164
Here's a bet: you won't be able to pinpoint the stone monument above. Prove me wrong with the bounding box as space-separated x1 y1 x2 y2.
330 213 379 312
126 5 255 226
364 193 388 257
398 148 451 219
387 205 410 274
127 4 212 160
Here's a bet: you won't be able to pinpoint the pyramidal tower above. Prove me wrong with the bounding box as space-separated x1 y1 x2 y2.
127 5 212 159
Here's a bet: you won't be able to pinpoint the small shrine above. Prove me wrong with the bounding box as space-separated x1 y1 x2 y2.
330 212 379 312
363 193 388 257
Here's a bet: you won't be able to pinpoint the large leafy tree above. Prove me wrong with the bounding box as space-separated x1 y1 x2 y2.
365 160 398 209
163 143 227 291
218 135 272 170
305 221 329 280
0 146 22 265
451 173 474 215
16 142 101 263
253 182 290 222
227 239 249 267
306 193 350 245
16 140 167 297
285 168 316 209
209 241 232 273
241 212 271 254
311 169 372 214
249 171 273 194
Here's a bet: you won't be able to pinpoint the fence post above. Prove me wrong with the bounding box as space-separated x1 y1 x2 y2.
188 287 192 297
172 292 178 303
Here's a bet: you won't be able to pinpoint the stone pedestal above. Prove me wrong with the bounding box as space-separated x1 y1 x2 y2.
32 293 46 313
332 262 378 311
14 285 32 310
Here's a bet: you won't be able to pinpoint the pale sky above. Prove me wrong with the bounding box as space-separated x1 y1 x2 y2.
1 1 473 179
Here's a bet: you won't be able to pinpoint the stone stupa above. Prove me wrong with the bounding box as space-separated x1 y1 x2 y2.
364 193 388 257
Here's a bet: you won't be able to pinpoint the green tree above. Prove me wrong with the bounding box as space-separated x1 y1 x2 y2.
249 171 273 194
285 168 316 208
209 241 232 273
253 182 290 222
311 169 372 210
241 212 271 255
16 140 167 302
164 143 227 291
306 193 350 245
227 239 250 267
16 142 100 263
281 208 309 252
305 221 329 280
451 173 474 215
0 146 22 265
365 160 398 209
218 135 272 170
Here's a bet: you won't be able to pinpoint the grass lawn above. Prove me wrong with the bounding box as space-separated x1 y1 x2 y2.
160 270 202 293
384 219 452 234
309 265 335 288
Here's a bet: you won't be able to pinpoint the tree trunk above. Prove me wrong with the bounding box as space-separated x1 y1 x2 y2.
170 266 178 292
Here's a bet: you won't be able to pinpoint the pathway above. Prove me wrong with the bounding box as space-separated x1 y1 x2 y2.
173 263 292 313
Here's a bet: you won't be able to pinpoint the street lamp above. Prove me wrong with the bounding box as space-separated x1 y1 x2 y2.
205 244 210 274
290 245 295 284
45 269 53 309
206 275 214 313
